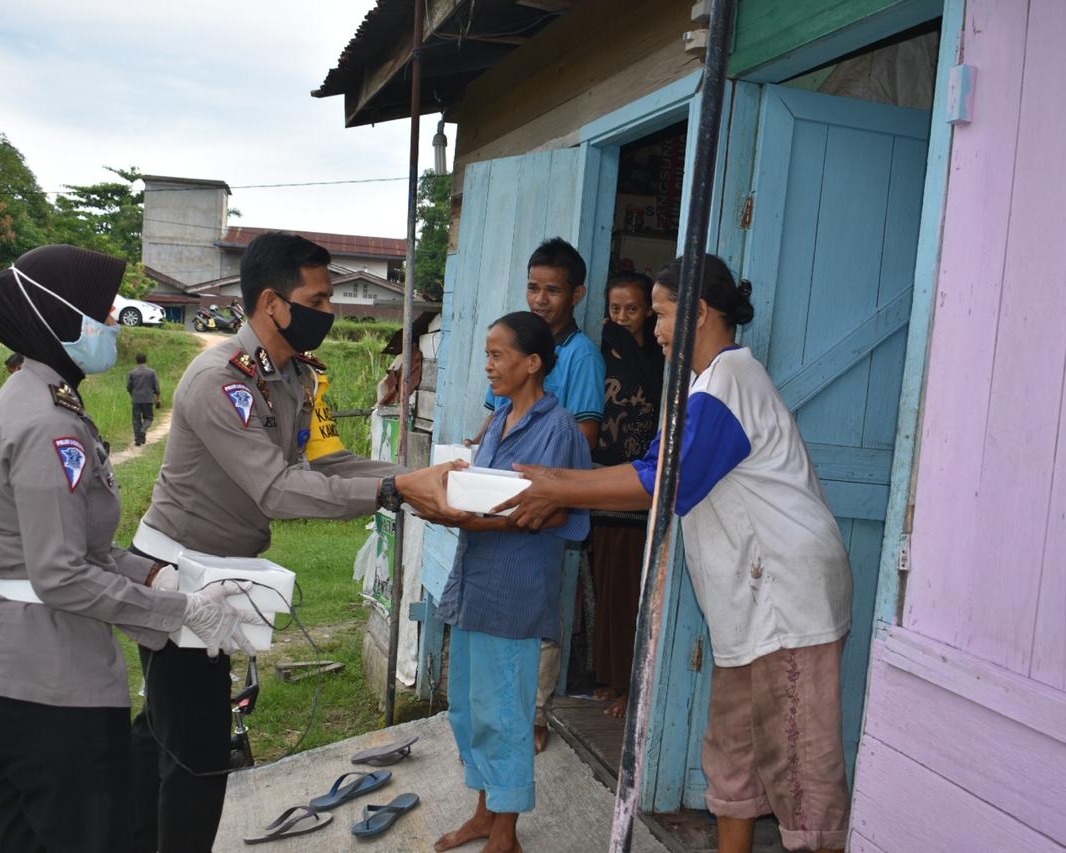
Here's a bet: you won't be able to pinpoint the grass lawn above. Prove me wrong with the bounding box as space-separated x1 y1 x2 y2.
317 336 395 457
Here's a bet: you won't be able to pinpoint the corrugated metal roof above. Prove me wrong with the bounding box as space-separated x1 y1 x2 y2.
312 0 570 127
215 226 406 259
313 0 415 100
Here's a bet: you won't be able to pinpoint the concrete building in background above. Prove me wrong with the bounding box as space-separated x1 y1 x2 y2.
139 174 411 325
142 175 233 284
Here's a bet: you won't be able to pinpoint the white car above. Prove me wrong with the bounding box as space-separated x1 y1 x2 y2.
111 294 165 327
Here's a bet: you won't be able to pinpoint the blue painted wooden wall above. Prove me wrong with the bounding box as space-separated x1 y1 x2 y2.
419 146 596 693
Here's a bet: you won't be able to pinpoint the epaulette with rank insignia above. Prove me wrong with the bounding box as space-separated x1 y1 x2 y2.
229 351 258 379
254 347 276 376
49 382 84 415
293 352 328 373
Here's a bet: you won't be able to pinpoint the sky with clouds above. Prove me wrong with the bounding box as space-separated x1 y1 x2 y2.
0 0 450 239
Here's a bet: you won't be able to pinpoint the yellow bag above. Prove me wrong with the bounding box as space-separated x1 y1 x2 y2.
306 370 345 461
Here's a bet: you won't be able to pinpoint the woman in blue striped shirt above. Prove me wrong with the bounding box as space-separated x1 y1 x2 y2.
434 311 591 853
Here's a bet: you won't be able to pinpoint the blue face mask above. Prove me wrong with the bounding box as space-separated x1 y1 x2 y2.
10 265 121 375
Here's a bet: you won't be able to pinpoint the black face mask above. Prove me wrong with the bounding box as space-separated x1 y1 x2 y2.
272 293 335 353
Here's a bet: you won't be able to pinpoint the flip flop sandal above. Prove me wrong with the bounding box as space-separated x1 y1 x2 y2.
350 793 420 838
243 805 333 844
308 770 392 810
349 735 419 767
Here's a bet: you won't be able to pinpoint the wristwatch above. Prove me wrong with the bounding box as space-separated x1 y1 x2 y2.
378 476 404 512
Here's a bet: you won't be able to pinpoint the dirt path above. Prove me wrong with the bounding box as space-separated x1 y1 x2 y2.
109 331 220 466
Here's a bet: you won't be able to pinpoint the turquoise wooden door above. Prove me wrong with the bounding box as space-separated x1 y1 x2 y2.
420 146 608 691
648 84 929 809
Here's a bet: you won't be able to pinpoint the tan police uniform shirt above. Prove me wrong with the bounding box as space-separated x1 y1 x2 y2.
141 324 402 557
0 360 187 708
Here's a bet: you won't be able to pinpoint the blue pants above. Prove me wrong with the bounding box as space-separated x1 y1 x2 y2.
447 628 540 813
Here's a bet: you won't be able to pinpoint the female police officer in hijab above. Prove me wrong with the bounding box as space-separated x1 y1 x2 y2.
0 245 258 853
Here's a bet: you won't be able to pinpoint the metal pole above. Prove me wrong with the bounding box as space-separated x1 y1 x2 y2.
608 0 736 848
385 0 424 727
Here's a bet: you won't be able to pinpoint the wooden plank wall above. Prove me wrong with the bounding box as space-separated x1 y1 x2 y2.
450 0 697 180
907 0 1066 690
729 0 941 80
851 2 1066 848
852 630 1066 849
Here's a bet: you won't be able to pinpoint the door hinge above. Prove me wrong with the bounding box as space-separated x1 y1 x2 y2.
897 533 912 573
690 637 704 671
739 194 754 230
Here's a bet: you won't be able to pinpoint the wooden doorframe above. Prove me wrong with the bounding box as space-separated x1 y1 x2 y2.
871 0 962 627
575 69 703 330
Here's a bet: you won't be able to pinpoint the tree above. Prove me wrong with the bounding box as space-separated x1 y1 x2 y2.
51 166 144 261
0 138 149 297
413 170 451 302
0 134 52 266
119 261 156 301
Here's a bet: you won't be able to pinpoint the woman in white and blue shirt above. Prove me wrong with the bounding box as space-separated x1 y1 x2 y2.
498 258 853 853
435 311 590 853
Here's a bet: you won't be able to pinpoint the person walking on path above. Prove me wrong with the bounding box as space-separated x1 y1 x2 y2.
127 353 162 446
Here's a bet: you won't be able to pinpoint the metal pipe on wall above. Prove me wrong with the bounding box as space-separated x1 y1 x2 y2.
608 0 737 848
385 0 425 727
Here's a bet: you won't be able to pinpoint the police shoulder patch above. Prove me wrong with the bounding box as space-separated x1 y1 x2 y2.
53 437 87 492
222 383 255 427
229 351 258 379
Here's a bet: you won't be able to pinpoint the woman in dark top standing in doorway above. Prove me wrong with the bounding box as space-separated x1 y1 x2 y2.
591 272 664 716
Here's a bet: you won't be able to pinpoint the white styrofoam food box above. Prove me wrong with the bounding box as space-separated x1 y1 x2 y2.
431 443 477 465
171 551 296 652
446 467 531 516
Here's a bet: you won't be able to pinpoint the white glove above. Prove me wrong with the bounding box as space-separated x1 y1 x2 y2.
182 581 260 658
149 565 180 592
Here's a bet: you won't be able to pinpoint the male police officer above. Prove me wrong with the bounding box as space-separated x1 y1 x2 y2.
129 232 462 853
127 352 162 445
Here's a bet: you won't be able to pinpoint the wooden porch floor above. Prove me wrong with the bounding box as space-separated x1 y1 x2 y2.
549 695 787 853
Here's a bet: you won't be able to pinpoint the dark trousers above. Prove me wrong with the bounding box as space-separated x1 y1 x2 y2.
0 696 132 853
130 643 232 853
132 402 155 444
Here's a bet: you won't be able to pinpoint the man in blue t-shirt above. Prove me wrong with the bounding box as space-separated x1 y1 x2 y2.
471 237 605 753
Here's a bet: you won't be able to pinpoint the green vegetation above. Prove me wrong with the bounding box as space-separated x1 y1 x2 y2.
0 134 52 264
414 170 452 302
0 135 148 297
318 322 398 456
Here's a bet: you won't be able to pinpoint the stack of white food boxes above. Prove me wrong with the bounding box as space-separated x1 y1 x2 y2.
171 551 296 652
435 443 532 517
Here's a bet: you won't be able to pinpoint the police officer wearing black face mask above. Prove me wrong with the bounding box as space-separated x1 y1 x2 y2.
128 232 468 853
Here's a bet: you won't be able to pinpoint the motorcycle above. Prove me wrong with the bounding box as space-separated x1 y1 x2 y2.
193 303 242 333
229 298 246 323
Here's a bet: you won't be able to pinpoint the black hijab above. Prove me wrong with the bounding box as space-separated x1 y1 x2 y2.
0 245 126 388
